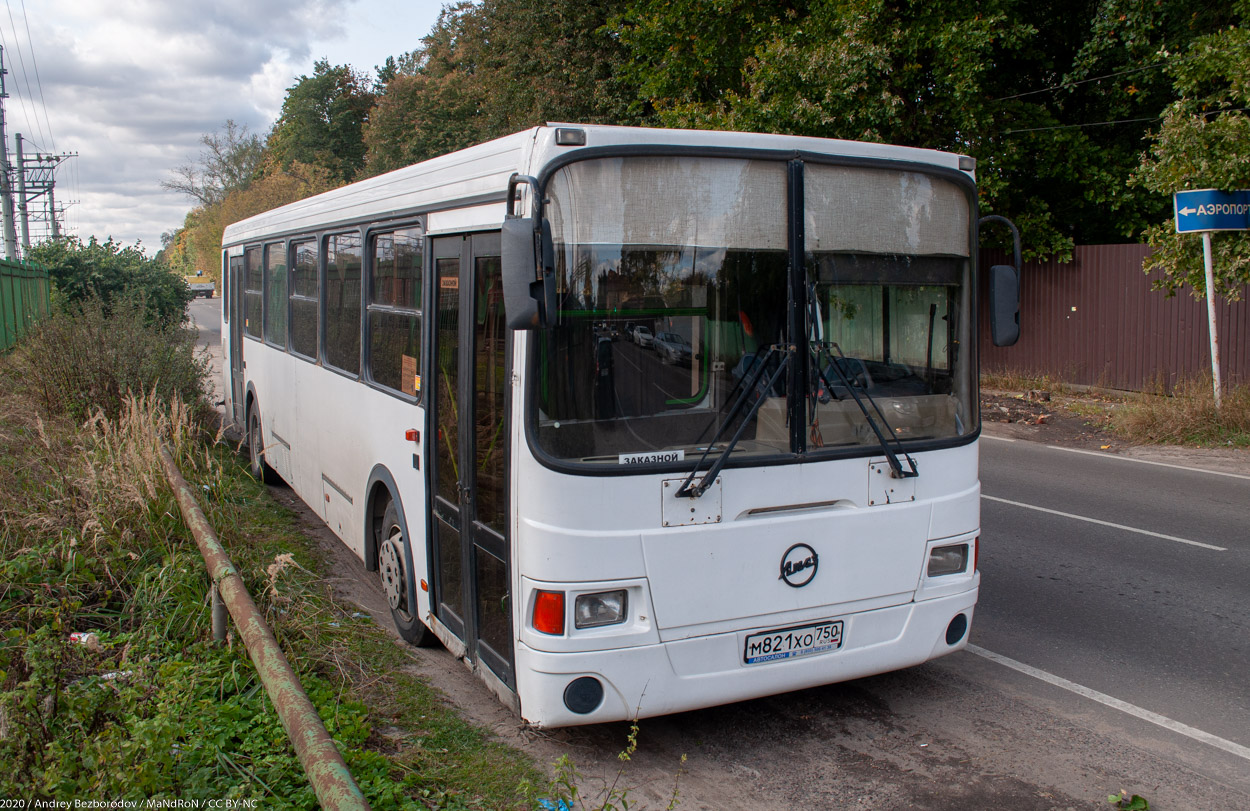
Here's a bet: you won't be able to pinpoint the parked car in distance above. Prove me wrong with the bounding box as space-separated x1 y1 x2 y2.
632 325 654 347
653 332 693 365
184 276 215 298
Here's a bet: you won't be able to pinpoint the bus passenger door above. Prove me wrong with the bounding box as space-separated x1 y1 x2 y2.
429 234 514 689
227 253 245 427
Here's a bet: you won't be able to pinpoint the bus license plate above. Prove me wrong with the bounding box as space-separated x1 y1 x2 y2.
744 620 844 665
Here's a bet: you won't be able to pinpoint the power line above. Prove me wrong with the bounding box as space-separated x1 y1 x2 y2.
993 60 1172 102
1 0 46 147
18 0 53 151
1003 105 1250 135
1003 116 1159 134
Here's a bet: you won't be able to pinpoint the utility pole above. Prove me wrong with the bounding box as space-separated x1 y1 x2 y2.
15 132 27 250
47 181 58 239
15 140 76 245
0 47 19 260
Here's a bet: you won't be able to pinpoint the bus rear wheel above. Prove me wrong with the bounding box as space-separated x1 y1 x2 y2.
247 408 280 485
379 500 433 646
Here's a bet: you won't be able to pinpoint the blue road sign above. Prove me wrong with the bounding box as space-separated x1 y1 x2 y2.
1174 188 1250 233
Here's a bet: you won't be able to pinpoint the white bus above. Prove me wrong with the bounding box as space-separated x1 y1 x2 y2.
222 124 1020 727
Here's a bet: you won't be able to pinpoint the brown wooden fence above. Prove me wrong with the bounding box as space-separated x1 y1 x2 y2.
979 244 1250 392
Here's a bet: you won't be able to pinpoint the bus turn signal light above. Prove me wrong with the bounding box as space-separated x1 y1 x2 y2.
533 590 565 635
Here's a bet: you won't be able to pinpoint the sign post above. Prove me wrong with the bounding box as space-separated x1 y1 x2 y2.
1173 189 1250 411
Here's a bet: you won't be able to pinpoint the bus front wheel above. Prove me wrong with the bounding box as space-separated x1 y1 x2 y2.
246 408 280 485
378 500 433 646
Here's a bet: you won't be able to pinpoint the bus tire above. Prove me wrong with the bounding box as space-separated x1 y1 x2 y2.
378 499 434 646
246 407 280 485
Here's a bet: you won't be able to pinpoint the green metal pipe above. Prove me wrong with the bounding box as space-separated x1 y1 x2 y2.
160 446 372 811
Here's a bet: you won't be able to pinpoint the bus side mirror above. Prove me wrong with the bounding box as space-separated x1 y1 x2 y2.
978 214 1022 348
502 217 556 329
502 216 540 328
989 265 1020 347
502 175 556 329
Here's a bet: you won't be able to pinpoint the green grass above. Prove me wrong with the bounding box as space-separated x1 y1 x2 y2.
0 329 539 806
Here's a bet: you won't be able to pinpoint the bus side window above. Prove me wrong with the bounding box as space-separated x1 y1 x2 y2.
264 241 288 348
290 240 319 360
325 232 363 375
244 246 262 338
368 227 424 396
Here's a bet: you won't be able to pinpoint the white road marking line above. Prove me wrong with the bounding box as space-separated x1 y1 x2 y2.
1044 445 1250 481
981 434 1016 442
968 645 1250 763
981 495 1226 551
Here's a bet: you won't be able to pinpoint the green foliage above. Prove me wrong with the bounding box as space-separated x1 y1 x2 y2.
269 60 375 183
363 0 638 175
0 360 539 805
612 0 1240 260
11 296 210 423
1134 1 1250 301
1108 790 1150 810
26 235 192 327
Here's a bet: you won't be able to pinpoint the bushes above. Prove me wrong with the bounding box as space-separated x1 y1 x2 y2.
10 296 211 423
27 236 193 328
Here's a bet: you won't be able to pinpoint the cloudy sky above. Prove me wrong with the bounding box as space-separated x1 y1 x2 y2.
2 0 446 256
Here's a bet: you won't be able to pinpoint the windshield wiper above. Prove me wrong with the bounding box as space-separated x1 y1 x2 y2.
676 345 790 499
812 341 919 479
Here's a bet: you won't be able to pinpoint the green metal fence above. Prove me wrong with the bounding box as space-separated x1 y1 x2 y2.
0 259 50 352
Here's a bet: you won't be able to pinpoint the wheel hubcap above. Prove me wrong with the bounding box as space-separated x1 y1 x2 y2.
249 418 261 468
379 531 406 612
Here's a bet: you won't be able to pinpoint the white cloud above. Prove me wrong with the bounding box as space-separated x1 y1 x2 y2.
0 0 441 256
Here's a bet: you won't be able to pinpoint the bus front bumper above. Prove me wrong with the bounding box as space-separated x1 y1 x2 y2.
513 587 977 728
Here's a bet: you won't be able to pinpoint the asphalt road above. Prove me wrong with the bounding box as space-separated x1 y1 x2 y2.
188 296 224 406
192 295 1250 808
974 435 1250 776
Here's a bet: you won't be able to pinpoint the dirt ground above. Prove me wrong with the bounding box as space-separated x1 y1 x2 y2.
980 388 1118 449
980 386 1250 476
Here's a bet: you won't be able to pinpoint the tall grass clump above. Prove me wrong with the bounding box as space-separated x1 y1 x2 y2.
9 295 211 424
1114 375 1250 447
0 372 538 803
0 390 408 804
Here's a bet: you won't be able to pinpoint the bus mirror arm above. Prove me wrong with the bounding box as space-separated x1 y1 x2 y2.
978 215 1022 348
502 174 557 329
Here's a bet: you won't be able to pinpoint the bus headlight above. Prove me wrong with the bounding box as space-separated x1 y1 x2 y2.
927 543 969 577
574 590 628 628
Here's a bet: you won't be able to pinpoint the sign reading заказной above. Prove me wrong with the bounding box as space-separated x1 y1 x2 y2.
1174 188 1250 233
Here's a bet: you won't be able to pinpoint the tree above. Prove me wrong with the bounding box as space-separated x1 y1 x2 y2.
161 120 265 207
1134 1 1250 301
362 0 639 176
268 60 375 182
612 0 1238 261
189 161 339 270
27 236 193 327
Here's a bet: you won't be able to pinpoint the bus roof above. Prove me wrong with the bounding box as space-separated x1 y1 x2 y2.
222 124 972 248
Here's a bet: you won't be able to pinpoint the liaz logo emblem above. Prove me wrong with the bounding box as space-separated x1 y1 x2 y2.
778 543 819 588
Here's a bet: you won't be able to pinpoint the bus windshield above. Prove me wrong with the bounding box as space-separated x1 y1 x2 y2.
532 156 977 466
